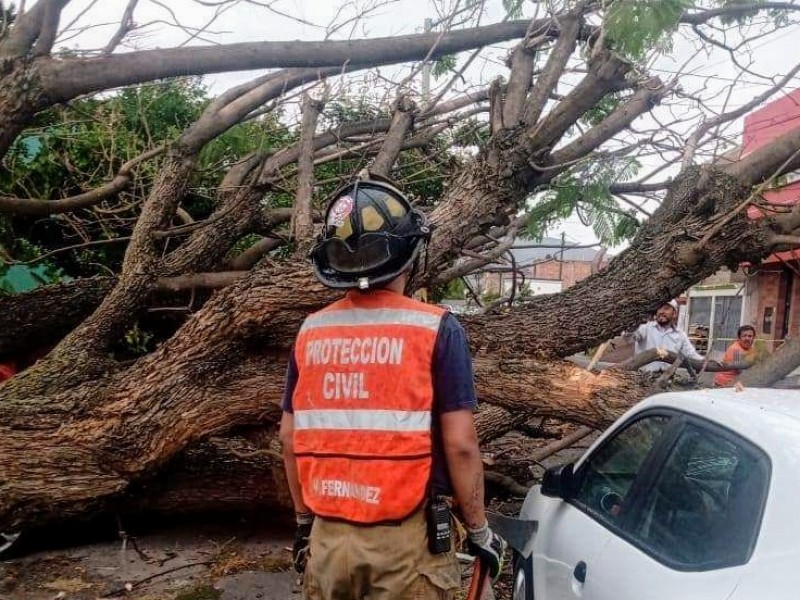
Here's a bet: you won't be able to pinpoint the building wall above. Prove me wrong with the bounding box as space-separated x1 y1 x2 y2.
528 260 604 289
742 267 800 351
699 267 746 286
484 259 608 296
788 271 800 338
698 90 800 349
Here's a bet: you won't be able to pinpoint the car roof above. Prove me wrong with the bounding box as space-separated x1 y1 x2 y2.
631 387 800 452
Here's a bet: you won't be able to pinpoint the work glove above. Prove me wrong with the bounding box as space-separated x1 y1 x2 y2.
466 522 507 580
293 512 314 574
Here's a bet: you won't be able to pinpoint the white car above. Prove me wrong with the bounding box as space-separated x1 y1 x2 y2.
513 388 800 600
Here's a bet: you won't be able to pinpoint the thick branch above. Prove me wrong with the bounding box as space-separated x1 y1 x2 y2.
0 276 116 356
182 69 333 154
458 167 769 358
226 237 285 270
156 271 245 292
739 336 800 387
502 26 540 127
613 349 748 372
31 0 64 56
370 96 416 177
520 13 582 127
542 77 671 176
292 94 323 244
40 21 532 102
724 120 800 186
0 0 67 59
515 50 631 171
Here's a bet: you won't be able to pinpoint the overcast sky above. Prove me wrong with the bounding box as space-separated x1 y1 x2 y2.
53 0 800 248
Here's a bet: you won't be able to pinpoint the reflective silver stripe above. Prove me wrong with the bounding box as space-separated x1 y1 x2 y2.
294 409 431 432
301 308 441 333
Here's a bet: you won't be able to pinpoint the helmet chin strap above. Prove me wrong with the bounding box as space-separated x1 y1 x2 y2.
403 240 427 296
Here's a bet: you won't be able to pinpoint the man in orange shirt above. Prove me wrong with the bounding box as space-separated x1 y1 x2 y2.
279 174 506 599
714 325 757 387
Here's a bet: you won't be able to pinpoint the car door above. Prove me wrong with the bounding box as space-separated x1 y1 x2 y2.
587 418 770 600
533 413 676 600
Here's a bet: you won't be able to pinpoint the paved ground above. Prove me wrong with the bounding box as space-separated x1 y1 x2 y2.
0 518 300 600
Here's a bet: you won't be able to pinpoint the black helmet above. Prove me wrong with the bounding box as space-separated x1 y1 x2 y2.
310 176 430 289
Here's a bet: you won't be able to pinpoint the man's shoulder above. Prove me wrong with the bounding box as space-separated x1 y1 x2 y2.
397 295 449 316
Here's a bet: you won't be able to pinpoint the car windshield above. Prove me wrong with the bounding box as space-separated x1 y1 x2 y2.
630 423 769 569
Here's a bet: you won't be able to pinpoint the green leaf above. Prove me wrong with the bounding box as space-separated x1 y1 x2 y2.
502 0 525 19
523 156 642 245
431 54 457 80
604 0 692 60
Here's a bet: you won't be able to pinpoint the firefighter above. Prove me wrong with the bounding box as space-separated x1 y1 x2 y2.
279 173 506 599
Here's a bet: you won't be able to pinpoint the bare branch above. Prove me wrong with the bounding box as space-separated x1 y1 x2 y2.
680 3 800 25
0 146 164 216
101 0 139 56
683 60 800 168
608 180 671 195
433 217 525 284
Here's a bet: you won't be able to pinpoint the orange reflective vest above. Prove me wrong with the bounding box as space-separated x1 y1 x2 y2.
292 289 445 524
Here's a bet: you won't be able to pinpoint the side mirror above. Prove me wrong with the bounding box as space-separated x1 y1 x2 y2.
541 463 574 500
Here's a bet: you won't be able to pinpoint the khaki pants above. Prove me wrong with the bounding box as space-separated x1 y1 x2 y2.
303 508 461 600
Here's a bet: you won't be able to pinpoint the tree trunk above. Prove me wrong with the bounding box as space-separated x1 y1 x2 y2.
0 277 116 356
0 164 787 532
0 59 49 159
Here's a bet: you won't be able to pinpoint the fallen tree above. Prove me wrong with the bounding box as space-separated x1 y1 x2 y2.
2 0 800 531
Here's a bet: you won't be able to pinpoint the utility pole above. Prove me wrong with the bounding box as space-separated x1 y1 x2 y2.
421 18 432 101
558 231 566 282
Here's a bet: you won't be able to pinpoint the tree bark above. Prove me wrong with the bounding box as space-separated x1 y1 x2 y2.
0 277 116 356
738 336 800 387
465 167 768 358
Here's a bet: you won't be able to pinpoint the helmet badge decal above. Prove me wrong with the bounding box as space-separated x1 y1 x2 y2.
328 195 354 228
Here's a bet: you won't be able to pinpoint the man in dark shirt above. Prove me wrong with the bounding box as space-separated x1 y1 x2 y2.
278 174 506 600
282 311 477 497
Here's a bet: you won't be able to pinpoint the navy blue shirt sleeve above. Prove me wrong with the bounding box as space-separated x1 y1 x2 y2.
432 312 478 412
281 349 298 413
